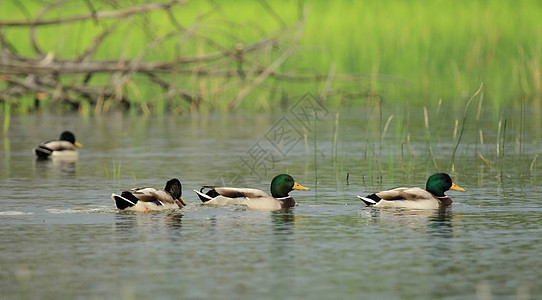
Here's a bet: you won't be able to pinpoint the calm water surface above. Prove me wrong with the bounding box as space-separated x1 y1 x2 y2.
1 107 541 299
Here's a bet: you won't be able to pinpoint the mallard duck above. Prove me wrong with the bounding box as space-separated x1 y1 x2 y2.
357 173 465 209
34 131 82 159
195 174 309 210
112 178 186 212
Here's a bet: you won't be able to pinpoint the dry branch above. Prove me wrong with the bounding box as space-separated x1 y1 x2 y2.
0 1 182 27
0 0 368 112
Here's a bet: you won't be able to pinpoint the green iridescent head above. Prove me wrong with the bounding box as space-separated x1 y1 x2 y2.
270 174 309 198
425 173 465 197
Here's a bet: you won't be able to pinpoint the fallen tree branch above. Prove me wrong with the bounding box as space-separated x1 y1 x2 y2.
227 9 306 109
0 0 371 112
0 0 182 27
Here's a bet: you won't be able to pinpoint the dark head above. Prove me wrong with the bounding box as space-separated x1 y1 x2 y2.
59 131 82 147
425 173 465 197
164 178 186 206
270 174 309 198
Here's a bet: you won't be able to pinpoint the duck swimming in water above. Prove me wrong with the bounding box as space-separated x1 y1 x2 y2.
112 178 186 212
195 174 309 210
357 173 465 209
34 131 82 159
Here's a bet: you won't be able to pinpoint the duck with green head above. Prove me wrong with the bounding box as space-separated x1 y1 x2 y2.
195 174 309 210
357 173 465 209
34 131 82 159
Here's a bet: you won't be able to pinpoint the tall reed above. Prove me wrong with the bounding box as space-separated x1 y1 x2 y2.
3 102 10 134
450 83 484 170
105 161 122 180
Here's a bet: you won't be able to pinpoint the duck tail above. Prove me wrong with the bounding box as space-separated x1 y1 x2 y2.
357 193 381 206
194 187 218 203
112 192 138 210
34 145 53 159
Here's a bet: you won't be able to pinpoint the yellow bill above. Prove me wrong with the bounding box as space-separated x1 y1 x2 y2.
179 196 187 206
74 141 83 148
293 182 310 191
450 182 465 192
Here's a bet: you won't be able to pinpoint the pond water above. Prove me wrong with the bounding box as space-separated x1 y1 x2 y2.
1 103 542 299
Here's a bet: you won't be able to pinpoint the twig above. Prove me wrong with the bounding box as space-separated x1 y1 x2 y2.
0 0 182 27
320 63 336 102
76 19 123 62
256 0 287 29
0 1 372 112
227 9 306 109
450 82 484 170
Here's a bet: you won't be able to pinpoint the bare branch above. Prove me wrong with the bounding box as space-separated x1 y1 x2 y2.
0 1 369 112
75 18 123 62
228 9 307 109
256 0 287 29
0 0 183 27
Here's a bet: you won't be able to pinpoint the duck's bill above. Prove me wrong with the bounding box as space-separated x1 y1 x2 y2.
179 196 187 206
293 182 310 191
450 182 465 192
74 142 83 148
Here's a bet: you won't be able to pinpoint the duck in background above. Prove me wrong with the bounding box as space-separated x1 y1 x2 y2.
34 131 82 159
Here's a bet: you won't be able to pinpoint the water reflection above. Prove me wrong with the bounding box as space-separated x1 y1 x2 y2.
426 208 454 238
162 212 184 230
113 210 184 241
426 209 460 298
113 212 138 234
360 207 452 227
270 210 296 299
271 210 296 234
33 157 78 176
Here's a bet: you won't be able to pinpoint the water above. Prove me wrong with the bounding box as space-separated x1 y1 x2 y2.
1 107 541 299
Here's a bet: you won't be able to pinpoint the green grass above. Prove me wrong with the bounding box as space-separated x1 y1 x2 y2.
1 0 541 113
105 161 122 180
3 102 10 133
302 0 541 107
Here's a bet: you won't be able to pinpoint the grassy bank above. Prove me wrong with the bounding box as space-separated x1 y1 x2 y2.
299 0 541 107
0 0 540 114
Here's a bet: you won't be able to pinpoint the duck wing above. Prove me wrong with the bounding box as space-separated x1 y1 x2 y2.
149 190 177 204
195 187 277 208
41 140 78 151
129 188 176 203
112 193 137 209
34 145 53 158
128 187 167 205
376 187 434 201
213 187 272 199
